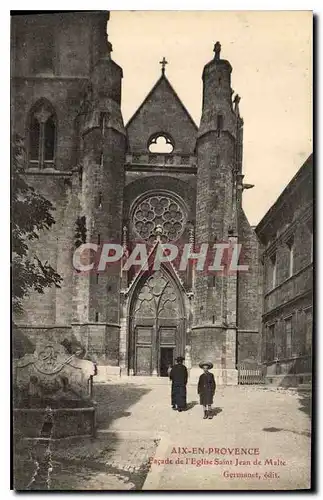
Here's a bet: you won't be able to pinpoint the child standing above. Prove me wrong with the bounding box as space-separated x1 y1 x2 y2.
197 362 216 419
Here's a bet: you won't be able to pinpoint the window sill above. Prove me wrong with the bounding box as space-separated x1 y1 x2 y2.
25 168 72 177
265 262 313 298
264 354 312 365
27 165 55 171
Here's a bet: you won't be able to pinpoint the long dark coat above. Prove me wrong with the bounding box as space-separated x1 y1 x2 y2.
198 372 216 406
169 364 188 409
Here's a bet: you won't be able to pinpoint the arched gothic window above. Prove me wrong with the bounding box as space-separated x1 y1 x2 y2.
148 133 174 154
28 101 56 168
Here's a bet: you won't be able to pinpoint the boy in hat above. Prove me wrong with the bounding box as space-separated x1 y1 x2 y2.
197 362 216 419
169 356 188 412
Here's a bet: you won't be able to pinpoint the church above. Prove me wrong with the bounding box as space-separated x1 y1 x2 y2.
11 11 263 384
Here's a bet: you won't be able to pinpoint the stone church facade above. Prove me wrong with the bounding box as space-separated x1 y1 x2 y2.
11 11 263 384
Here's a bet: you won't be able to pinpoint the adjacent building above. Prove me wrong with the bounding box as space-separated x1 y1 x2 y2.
255 154 313 386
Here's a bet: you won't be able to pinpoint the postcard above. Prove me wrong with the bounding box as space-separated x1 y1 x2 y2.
11 10 313 491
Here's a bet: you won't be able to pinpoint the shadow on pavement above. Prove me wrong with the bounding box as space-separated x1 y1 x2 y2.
263 427 311 438
14 431 155 491
94 383 151 429
185 401 198 411
14 384 154 490
210 407 222 417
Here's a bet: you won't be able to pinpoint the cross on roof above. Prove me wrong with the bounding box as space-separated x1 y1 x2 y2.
159 57 168 75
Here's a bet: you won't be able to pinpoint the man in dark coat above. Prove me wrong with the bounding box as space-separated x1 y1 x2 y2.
197 362 216 419
169 356 188 411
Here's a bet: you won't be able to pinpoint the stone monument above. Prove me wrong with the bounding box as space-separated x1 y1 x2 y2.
13 340 97 438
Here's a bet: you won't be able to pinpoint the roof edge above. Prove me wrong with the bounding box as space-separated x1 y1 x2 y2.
255 153 313 235
125 73 198 131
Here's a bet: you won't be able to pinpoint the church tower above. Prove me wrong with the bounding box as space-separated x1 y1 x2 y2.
192 42 244 384
73 15 127 365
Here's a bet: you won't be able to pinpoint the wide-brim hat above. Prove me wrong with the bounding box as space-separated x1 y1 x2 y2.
199 361 213 369
176 356 185 362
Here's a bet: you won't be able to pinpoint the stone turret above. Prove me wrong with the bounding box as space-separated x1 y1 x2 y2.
73 14 126 366
191 42 243 384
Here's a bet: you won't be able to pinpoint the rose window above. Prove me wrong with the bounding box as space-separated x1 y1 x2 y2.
132 194 186 243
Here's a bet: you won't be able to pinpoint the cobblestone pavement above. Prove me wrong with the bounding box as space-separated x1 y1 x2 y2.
14 382 311 490
94 381 312 490
14 434 157 490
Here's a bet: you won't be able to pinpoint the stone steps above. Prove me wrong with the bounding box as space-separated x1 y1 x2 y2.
94 374 172 385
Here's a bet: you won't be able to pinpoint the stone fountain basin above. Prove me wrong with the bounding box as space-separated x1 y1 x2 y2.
14 404 96 439
13 340 98 440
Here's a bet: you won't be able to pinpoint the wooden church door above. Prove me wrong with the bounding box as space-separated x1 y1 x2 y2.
129 270 185 376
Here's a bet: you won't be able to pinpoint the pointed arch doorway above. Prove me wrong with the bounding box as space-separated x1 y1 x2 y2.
128 269 186 376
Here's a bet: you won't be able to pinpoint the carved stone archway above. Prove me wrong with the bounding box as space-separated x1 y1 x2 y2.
128 268 186 376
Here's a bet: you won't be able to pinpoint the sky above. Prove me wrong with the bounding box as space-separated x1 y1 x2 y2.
108 11 312 226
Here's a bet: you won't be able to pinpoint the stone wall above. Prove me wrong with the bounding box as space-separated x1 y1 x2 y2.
11 12 108 79
14 173 77 326
194 131 236 326
126 76 197 154
256 155 313 384
237 209 263 361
